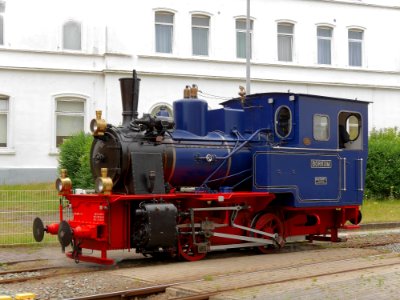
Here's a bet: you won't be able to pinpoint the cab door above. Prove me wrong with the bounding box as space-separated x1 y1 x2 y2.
338 112 364 204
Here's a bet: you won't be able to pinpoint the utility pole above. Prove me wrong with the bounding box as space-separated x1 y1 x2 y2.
246 0 251 94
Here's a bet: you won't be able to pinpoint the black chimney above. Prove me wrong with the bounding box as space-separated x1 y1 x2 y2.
119 70 141 127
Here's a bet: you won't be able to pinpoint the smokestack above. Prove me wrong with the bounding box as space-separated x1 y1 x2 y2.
119 70 141 126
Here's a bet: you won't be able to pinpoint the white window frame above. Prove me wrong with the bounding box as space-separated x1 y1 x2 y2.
191 13 210 56
317 26 333 65
235 17 253 59
62 19 82 51
0 1 5 46
0 94 13 154
277 21 295 62
348 27 365 67
0 15 3 46
154 10 175 54
51 94 88 152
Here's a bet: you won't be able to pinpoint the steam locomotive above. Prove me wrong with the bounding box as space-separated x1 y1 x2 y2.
33 70 369 264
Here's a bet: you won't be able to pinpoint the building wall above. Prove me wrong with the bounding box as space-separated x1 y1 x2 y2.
0 0 399 184
125 0 400 127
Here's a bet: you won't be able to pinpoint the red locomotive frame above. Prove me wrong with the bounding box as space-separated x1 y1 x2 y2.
41 190 360 265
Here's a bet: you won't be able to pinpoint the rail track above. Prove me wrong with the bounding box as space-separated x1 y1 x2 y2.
1 226 400 299
66 257 400 300
0 265 95 284
0 266 55 284
0 257 166 285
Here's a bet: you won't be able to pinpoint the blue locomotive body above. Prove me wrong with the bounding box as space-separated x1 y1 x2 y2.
173 92 369 208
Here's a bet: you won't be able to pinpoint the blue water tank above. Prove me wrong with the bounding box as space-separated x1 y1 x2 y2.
173 97 208 136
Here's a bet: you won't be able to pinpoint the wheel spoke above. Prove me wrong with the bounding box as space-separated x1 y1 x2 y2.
253 213 285 254
178 217 207 262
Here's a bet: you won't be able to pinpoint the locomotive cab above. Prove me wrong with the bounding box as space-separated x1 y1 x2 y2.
251 94 368 208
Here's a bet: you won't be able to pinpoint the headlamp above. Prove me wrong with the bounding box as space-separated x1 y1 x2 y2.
55 169 72 194
95 168 113 194
90 110 107 136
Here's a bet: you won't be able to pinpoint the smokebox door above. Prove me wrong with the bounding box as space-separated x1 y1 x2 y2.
131 152 165 194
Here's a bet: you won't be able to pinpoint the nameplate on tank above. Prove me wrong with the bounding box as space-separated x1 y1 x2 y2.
315 177 328 185
310 159 332 168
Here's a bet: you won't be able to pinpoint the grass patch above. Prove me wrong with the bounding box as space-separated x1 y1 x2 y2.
0 233 58 245
0 184 60 245
361 199 400 223
0 182 54 190
203 275 214 281
0 191 59 211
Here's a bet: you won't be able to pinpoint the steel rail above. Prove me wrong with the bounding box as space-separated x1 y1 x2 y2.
0 266 55 276
66 284 172 300
0 266 90 284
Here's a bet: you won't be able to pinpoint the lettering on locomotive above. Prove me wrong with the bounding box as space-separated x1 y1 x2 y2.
315 177 328 185
310 159 332 168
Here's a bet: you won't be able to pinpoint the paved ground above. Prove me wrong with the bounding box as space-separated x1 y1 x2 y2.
107 248 399 299
210 263 400 300
168 252 400 299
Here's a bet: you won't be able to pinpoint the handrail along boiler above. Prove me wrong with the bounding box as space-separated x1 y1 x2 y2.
33 70 369 264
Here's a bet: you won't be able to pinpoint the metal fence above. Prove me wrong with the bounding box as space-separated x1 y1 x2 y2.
0 190 60 245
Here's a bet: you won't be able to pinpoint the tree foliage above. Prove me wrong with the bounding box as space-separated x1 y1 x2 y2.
366 127 400 199
58 132 94 189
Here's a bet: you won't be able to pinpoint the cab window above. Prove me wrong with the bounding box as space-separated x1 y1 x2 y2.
313 114 329 141
338 112 362 150
346 115 360 141
275 106 292 138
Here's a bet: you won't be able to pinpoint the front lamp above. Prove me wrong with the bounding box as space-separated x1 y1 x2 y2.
55 169 72 194
95 168 113 194
90 110 107 136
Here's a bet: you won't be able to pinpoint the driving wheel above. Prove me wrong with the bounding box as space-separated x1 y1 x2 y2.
177 217 207 261
253 212 285 254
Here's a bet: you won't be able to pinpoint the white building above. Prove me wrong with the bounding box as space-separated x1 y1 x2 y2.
1 0 400 184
